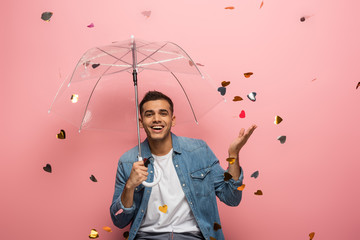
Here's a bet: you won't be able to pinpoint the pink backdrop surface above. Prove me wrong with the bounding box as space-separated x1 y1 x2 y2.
1 0 359 239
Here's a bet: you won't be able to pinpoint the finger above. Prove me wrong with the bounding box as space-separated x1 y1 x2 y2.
238 128 245 138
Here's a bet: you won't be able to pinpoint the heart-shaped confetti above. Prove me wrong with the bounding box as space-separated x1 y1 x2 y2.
123 231 129 239
92 64 100 69
226 157 235 165
213 222 222 231
274 115 283 124
237 184 245 191
260 1 264 8
221 81 230 87
102 226 112 232
224 172 232 181
143 158 150 167
244 72 253 78
239 110 246 118
254 190 263 195
89 229 99 239
159 205 168 213
233 96 243 101
56 129 66 139
217 87 226 96
225 6 235 10
90 175 97 182
71 94 79 103
247 92 257 101
251 171 259 178
43 164 52 173
41 12 53 21
309 232 315 240
87 23 94 28
141 11 151 18
356 82 360 89
277 135 286 144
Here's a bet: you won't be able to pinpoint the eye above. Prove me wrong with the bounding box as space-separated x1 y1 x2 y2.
145 112 153 117
160 112 168 116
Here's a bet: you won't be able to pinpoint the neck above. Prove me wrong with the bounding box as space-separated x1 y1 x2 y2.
148 134 173 156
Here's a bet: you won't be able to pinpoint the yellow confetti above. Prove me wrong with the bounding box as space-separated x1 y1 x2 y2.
226 157 235 165
274 115 283 124
71 94 79 103
159 205 168 213
56 129 66 139
225 6 235 10
244 72 253 78
237 184 245 191
89 229 99 239
102 226 112 232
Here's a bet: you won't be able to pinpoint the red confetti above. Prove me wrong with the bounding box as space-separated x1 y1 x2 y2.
239 110 245 118
87 23 94 28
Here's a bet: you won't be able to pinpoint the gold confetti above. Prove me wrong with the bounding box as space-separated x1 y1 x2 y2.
260 1 264 9
221 81 230 87
213 222 222 231
233 96 243 101
225 6 235 10
309 232 315 239
274 115 283 124
89 229 99 239
102 226 112 232
237 184 245 191
226 157 235 165
210 237 217 240
159 205 168 213
56 129 66 139
244 72 253 78
71 94 79 103
356 82 360 89
254 190 263 195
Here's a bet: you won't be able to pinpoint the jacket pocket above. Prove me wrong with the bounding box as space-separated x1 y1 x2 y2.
190 167 212 197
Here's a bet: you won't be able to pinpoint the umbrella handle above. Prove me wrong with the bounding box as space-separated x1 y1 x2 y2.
138 156 162 187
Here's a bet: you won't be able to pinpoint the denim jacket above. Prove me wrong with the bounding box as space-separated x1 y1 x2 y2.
110 133 244 240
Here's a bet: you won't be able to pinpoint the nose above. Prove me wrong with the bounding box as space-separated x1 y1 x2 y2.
152 113 161 122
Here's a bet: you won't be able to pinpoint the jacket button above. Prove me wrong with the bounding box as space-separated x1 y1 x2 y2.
182 184 185 187
150 171 153 173
176 165 178 167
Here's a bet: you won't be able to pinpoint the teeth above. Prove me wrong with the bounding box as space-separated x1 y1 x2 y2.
152 126 163 130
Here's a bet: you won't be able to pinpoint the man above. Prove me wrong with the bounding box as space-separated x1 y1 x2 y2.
110 91 257 240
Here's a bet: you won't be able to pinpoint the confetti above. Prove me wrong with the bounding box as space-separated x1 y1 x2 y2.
43 164 52 173
213 222 222 231
90 175 97 182
274 115 283 124
239 110 246 118
247 92 257 101
224 172 232 181
309 232 315 240
188 60 194 67
244 72 253 78
254 190 263 195
159 205 168 213
221 81 230 87
89 229 99 239
277 135 286 144
56 129 66 139
141 11 151 18
83 61 91 67
102 226 112 232
115 209 123 215
71 94 79 103
300 17 306 22
226 157 235 165
233 96 243 101
225 6 235 10
311 78 317 82
356 82 360 89
143 158 150 167
87 23 95 28
123 231 129 239
41 12 53 21
210 237 216 240
217 87 226 96
260 1 264 9
237 184 245 191
196 63 204 66
92 64 100 69
251 171 259 179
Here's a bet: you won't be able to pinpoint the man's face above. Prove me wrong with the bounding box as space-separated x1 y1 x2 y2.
139 99 176 142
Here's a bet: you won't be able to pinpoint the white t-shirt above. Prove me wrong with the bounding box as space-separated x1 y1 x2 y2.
139 149 200 232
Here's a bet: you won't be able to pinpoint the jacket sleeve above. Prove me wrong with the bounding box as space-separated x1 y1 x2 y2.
205 143 244 206
110 159 137 228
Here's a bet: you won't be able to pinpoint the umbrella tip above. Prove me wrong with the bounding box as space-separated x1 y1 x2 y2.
47 109 50 114
131 35 134 39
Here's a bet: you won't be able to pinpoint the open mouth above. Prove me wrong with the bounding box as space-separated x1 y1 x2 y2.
151 126 164 131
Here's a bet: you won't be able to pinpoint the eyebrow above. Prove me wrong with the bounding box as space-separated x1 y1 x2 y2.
143 109 169 114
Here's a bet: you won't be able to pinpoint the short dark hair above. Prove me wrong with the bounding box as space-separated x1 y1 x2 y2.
139 91 174 115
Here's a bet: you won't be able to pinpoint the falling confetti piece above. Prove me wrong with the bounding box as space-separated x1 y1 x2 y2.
309 232 315 239
102 226 112 232
247 92 257 101
210 237 216 240
254 190 263 195
274 115 283 124
251 171 259 178
237 184 245 191
123 231 129 239
87 23 94 28
213 222 222 231
143 158 150 167
41 12 53 21
159 205 168 213
56 129 66 139
90 175 97 182
226 157 235 165
225 6 235 10
115 208 123 215
311 78 317 82
43 164 52 173
224 172 232 181
300 17 306 22
92 64 100 69
217 87 226 96
71 94 79 103
260 1 264 9
141 11 151 18
277 135 286 144
89 229 99 239
196 63 204 66
221 81 230 87
356 82 360 89
239 110 246 118
83 61 91 67
188 60 194 67
244 72 253 78
233 96 243 101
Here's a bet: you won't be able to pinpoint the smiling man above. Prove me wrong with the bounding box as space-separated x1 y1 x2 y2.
110 91 257 240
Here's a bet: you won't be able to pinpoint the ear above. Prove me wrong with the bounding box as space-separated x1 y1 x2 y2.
139 118 144 128
171 115 176 127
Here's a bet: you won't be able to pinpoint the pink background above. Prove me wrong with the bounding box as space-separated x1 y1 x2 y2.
1 0 359 239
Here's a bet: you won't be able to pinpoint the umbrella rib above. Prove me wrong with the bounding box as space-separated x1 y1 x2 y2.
137 42 169 65
96 47 132 66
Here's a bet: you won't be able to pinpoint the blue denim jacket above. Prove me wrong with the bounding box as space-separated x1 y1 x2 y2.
110 133 244 240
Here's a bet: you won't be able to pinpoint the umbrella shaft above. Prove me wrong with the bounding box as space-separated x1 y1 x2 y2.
133 70 141 158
